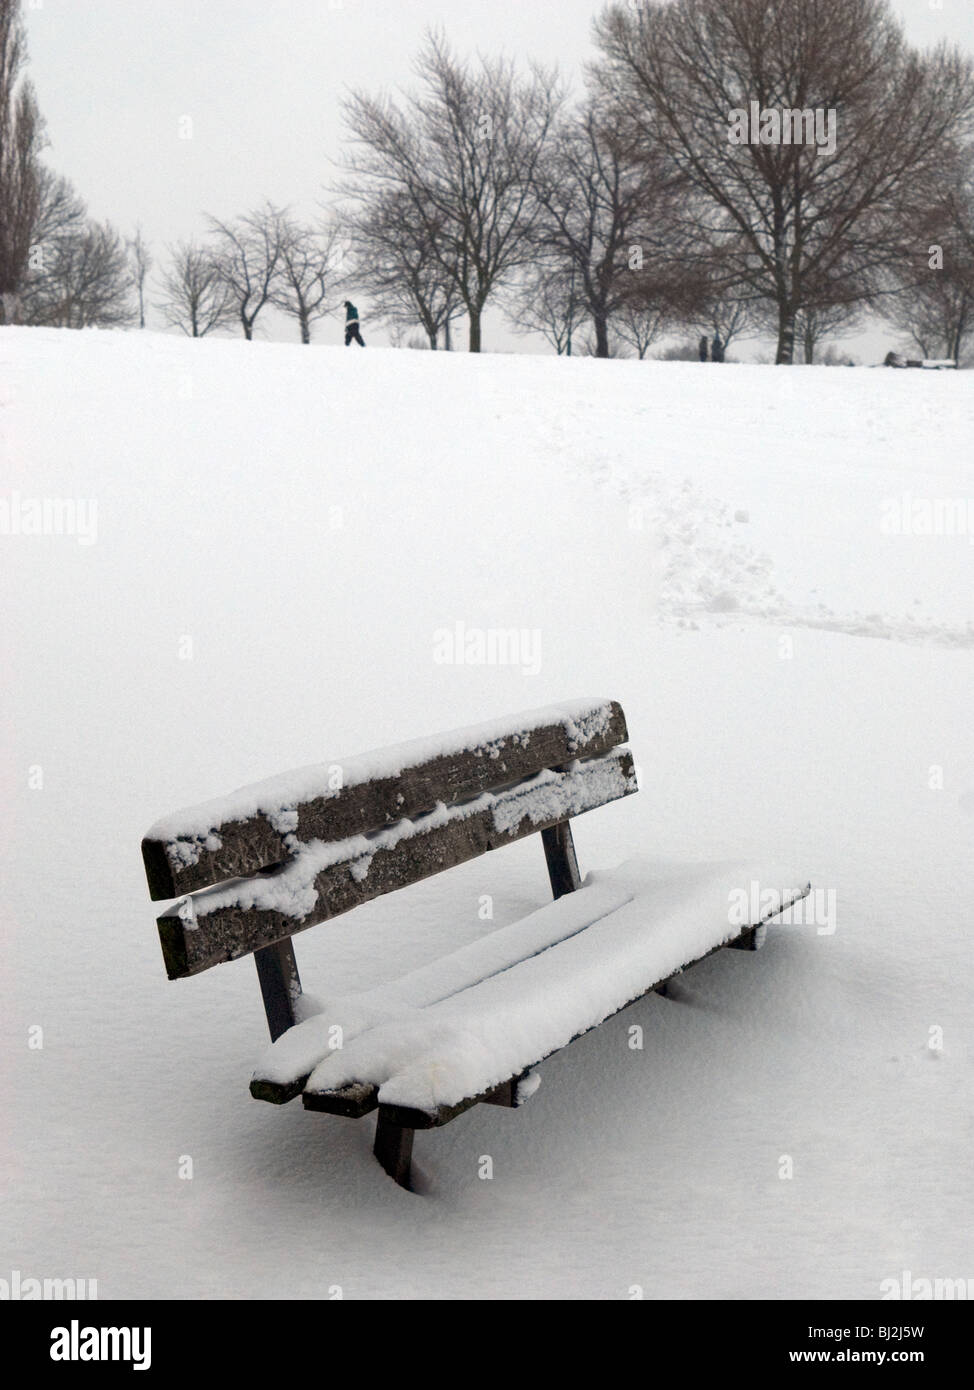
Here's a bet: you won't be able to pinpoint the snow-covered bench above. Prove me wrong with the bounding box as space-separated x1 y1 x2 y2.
141 699 809 1190
883 351 957 369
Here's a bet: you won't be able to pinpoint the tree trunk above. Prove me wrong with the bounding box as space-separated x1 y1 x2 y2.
428 330 438 349
300 311 310 345
444 318 452 351
947 312 965 363
468 308 482 353
0 292 22 325
776 304 796 364
593 312 610 359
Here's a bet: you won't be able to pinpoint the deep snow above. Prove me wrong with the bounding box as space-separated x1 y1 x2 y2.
1 327 972 1299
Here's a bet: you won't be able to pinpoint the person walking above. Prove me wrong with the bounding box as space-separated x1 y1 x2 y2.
711 332 724 363
698 335 709 362
344 301 365 347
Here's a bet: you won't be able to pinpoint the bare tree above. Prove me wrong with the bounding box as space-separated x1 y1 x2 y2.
269 214 344 344
707 299 753 353
127 224 152 329
342 32 562 352
687 259 762 352
347 189 463 348
883 161 974 362
529 99 685 357
0 0 43 323
22 218 134 328
31 166 85 245
207 202 286 340
614 300 673 358
794 303 861 363
505 261 586 355
819 343 857 366
594 0 974 363
158 240 232 337
388 325 435 350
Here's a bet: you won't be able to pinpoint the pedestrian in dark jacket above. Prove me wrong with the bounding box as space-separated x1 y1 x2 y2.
344 301 365 347
698 335 709 362
711 332 724 363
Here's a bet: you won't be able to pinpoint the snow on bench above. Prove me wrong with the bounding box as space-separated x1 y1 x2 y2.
253 862 809 1123
156 747 634 978
251 876 638 1104
142 697 628 901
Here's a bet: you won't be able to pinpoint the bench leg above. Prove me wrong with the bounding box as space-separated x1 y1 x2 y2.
374 1112 415 1190
541 819 581 899
254 937 302 1041
726 925 767 952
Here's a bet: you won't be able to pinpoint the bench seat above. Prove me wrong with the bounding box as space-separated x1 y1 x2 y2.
252 859 810 1125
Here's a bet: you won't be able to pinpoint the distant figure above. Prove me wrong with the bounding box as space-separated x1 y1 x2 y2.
344 301 365 347
698 335 709 362
711 332 725 363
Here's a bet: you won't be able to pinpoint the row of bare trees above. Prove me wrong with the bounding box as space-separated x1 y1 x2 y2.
1 2 345 341
1 0 140 328
341 38 561 352
338 3 974 362
159 207 343 342
23 170 136 328
593 0 974 363
3 0 973 360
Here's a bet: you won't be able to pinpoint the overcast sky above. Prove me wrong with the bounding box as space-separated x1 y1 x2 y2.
21 0 974 355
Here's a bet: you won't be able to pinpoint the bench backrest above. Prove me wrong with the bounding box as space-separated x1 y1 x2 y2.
142 698 637 981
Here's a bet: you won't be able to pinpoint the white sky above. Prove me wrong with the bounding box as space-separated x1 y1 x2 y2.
21 0 974 355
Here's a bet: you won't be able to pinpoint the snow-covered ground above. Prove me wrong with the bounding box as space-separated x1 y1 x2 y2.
2 327 972 1299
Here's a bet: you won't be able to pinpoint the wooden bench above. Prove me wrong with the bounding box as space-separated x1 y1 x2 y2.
142 698 809 1191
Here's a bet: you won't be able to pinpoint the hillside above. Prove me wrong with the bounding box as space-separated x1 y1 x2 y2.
2 327 972 1298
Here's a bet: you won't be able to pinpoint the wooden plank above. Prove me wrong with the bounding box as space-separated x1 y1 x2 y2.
250 1076 305 1105
156 749 638 979
300 1074 525 1119
143 702 629 900
301 1081 378 1118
